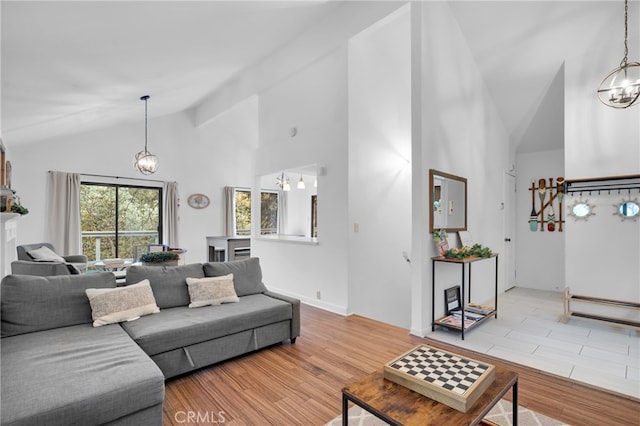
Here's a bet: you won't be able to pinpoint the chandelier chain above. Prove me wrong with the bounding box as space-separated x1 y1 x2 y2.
621 0 628 68
143 95 149 152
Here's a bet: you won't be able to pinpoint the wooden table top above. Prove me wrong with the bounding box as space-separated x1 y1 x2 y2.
342 367 517 426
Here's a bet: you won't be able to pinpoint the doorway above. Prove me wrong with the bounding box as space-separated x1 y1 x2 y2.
502 171 516 292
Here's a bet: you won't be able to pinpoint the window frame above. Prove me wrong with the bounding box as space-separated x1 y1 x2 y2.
80 181 163 261
232 187 252 236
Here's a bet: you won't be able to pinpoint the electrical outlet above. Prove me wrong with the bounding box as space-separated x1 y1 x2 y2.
316 291 321 300
354 223 359 233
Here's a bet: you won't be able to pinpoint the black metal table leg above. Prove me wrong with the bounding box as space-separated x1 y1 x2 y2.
495 255 499 319
461 263 466 340
342 393 348 426
512 380 518 425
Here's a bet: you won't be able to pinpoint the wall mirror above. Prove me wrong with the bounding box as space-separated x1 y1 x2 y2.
429 169 467 234
259 164 318 242
568 199 595 220
614 198 639 221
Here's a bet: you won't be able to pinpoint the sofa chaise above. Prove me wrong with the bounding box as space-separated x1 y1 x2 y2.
1 258 300 426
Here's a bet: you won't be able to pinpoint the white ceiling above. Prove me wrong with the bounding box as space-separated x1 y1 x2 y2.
2 1 638 151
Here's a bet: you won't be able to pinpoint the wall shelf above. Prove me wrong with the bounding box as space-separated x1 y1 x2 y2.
563 174 640 195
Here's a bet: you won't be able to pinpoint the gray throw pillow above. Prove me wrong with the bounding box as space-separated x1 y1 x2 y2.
125 263 204 309
27 246 66 263
1 272 117 337
203 257 267 297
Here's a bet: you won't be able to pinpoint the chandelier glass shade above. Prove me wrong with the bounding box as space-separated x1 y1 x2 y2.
134 95 159 175
134 149 159 175
277 172 291 191
597 0 640 108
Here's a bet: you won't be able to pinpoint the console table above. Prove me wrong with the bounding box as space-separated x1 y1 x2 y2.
342 367 518 426
432 254 498 340
206 236 250 262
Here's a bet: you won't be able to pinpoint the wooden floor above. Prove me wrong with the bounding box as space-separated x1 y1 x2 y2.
163 304 640 425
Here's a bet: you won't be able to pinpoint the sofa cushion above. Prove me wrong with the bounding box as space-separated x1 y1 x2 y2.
120 293 292 356
203 257 267 296
27 245 66 263
86 279 160 327
186 274 239 308
126 263 204 309
1 272 116 337
0 324 165 426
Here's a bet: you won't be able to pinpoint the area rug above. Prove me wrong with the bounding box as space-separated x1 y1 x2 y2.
326 399 570 426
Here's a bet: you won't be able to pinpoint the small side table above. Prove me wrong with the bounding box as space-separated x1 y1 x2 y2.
432 254 499 340
342 367 517 426
94 261 135 283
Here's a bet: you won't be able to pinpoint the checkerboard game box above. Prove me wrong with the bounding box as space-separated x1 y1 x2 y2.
383 344 495 412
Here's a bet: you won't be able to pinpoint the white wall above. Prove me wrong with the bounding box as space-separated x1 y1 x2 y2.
564 52 639 315
417 3 512 335
348 6 412 328
183 97 258 261
515 149 565 291
9 98 258 263
251 48 350 315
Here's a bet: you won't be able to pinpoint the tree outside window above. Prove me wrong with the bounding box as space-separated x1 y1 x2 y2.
80 183 162 263
231 188 278 236
260 191 278 235
234 189 251 236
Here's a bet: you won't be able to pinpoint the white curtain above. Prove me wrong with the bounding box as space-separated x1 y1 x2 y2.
163 181 178 247
278 190 288 235
224 186 234 236
47 171 81 255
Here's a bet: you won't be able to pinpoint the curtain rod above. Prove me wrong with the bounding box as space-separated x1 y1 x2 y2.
49 171 174 184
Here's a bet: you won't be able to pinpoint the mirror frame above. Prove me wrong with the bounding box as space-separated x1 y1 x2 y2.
614 198 639 221
429 169 468 234
567 199 595 221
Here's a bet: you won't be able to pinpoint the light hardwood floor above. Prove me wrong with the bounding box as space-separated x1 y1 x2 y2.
162 304 640 425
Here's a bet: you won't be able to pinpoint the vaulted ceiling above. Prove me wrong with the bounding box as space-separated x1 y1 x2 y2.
2 1 637 152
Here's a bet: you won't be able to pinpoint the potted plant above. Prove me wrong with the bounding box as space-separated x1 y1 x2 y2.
139 251 180 266
433 228 449 256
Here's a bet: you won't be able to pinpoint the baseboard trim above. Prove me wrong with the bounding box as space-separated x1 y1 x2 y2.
267 286 348 316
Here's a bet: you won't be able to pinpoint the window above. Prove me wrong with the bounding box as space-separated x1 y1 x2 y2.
234 189 251 236
260 191 278 235
80 183 162 263
230 188 279 236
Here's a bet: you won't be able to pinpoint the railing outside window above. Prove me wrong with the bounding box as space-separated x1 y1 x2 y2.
82 230 159 265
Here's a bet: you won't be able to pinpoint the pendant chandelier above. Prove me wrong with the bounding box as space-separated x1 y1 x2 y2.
277 172 291 191
597 0 640 108
134 95 159 174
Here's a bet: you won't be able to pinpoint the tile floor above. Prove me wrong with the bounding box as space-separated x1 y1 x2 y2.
427 287 640 399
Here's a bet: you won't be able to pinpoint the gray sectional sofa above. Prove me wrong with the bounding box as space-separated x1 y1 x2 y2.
0 258 300 426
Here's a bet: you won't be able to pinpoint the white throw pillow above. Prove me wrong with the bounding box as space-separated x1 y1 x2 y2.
28 246 66 263
85 279 160 327
186 274 239 308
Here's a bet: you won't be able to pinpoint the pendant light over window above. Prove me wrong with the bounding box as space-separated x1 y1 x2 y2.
597 0 640 108
134 95 159 174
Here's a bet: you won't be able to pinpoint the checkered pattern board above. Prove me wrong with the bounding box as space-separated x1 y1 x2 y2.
387 345 491 396
383 344 495 412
